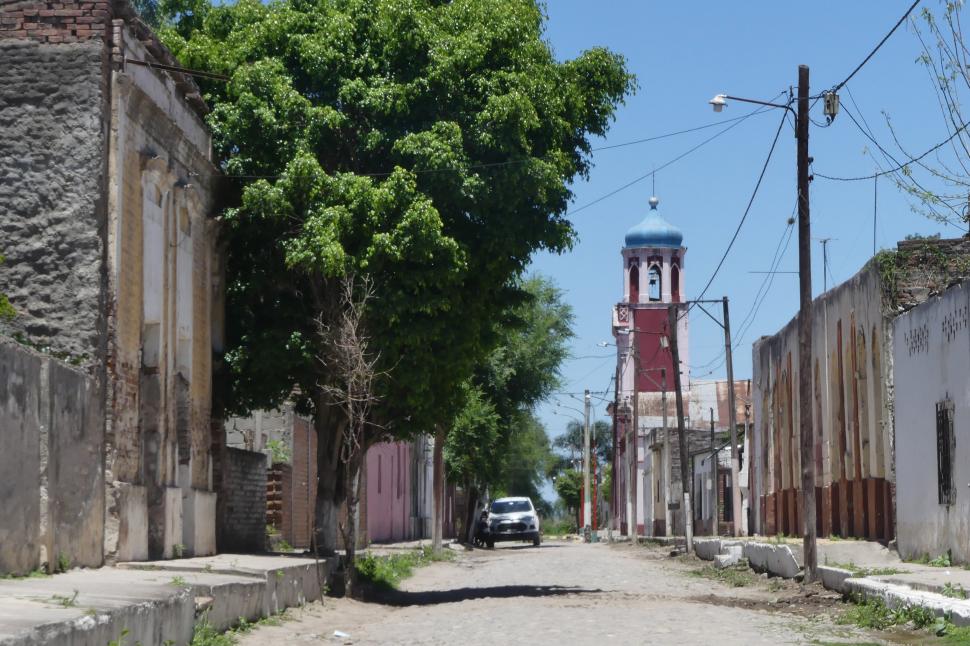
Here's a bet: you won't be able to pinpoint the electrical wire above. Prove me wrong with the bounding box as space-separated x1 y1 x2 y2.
565 98 783 217
687 213 795 374
831 0 922 93
834 87 963 229
693 109 789 305
813 117 970 183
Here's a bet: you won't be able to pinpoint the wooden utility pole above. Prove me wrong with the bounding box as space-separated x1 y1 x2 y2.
797 64 818 581
722 297 742 536
661 369 671 537
668 305 692 552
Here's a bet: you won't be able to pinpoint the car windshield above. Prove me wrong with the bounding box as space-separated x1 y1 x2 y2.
490 500 532 514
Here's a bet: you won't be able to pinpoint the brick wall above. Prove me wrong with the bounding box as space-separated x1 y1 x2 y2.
289 416 316 549
218 448 267 552
0 0 112 44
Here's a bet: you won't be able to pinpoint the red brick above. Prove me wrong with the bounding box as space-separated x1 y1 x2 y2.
54 9 82 16
74 15 98 22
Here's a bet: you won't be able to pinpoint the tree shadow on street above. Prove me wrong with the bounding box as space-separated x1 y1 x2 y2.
359 583 603 607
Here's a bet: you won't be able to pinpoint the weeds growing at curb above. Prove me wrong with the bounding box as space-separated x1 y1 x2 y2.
355 546 456 590
942 583 969 599
189 609 292 646
50 590 79 608
839 594 937 632
170 576 188 587
829 562 906 577
55 552 70 573
907 550 953 568
0 569 50 580
688 563 756 588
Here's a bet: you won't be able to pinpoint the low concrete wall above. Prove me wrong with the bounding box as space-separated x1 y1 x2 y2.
0 342 44 574
0 340 104 574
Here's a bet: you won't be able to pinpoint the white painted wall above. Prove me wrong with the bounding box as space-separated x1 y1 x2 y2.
893 280 970 562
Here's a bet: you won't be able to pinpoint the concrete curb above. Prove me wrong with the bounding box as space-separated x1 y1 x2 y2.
0 555 340 646
843 577 970 627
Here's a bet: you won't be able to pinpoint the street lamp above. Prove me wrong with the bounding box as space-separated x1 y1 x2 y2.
709 65 819 581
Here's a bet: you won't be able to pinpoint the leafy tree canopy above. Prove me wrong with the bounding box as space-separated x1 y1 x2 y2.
551 419 612 474
159 0 634 435
446 275 572 502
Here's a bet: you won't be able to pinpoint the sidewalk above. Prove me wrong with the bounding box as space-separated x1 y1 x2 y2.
0 553 339 646
689 535 970 626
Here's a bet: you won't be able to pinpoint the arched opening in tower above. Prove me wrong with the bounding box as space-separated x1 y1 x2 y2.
629 264 639 303
647 264 661 301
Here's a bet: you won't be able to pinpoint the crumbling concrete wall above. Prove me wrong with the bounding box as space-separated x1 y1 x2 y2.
0 38 109 367
0 340 103 575
752 262 892 540
751 236 970 541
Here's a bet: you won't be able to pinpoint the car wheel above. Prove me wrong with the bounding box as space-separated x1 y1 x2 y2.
533 535 541 547
486 539 495 549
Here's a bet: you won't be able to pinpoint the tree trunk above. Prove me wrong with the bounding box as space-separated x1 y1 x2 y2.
464 483 479 544
431 424 446 551
340 450 363 597
313 394 346 556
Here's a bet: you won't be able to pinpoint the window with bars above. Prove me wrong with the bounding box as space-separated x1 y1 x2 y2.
936 400 955 506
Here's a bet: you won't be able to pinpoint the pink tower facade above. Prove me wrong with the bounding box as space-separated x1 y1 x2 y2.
611 196 689 536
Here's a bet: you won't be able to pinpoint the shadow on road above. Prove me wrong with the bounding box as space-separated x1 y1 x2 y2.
362 584 603 607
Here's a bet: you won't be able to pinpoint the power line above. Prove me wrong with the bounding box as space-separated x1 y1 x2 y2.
813 116 970 184
688 213 795 373
590 112 768 152
831 0 922 93
566 95 785 217
693 110 789 304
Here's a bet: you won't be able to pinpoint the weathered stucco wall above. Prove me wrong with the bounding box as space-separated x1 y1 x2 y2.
0 38 109 366
0 340 104 574
750 237 970 540
0 341 44 574
2 0 224 566
893 280 970 562
102 18 222 561
752 262 893 540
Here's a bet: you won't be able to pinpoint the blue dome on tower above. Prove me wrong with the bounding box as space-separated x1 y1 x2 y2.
624 196 683 249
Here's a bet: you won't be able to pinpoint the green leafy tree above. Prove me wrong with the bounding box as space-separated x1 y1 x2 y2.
550 419 612 473
552 469 583 529
493 412 554 516
160 0 633 552
445 275 573 538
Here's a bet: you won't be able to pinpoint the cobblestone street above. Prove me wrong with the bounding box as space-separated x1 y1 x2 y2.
238 540 883 646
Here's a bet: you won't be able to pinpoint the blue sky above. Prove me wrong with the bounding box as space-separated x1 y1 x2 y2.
532 1 968 494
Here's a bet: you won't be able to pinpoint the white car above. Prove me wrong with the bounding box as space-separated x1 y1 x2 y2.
485 496 541 548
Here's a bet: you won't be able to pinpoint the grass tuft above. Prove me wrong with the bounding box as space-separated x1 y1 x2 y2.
355 546 455 590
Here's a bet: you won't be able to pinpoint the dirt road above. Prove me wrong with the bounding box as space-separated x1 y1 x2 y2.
238 540 881 645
